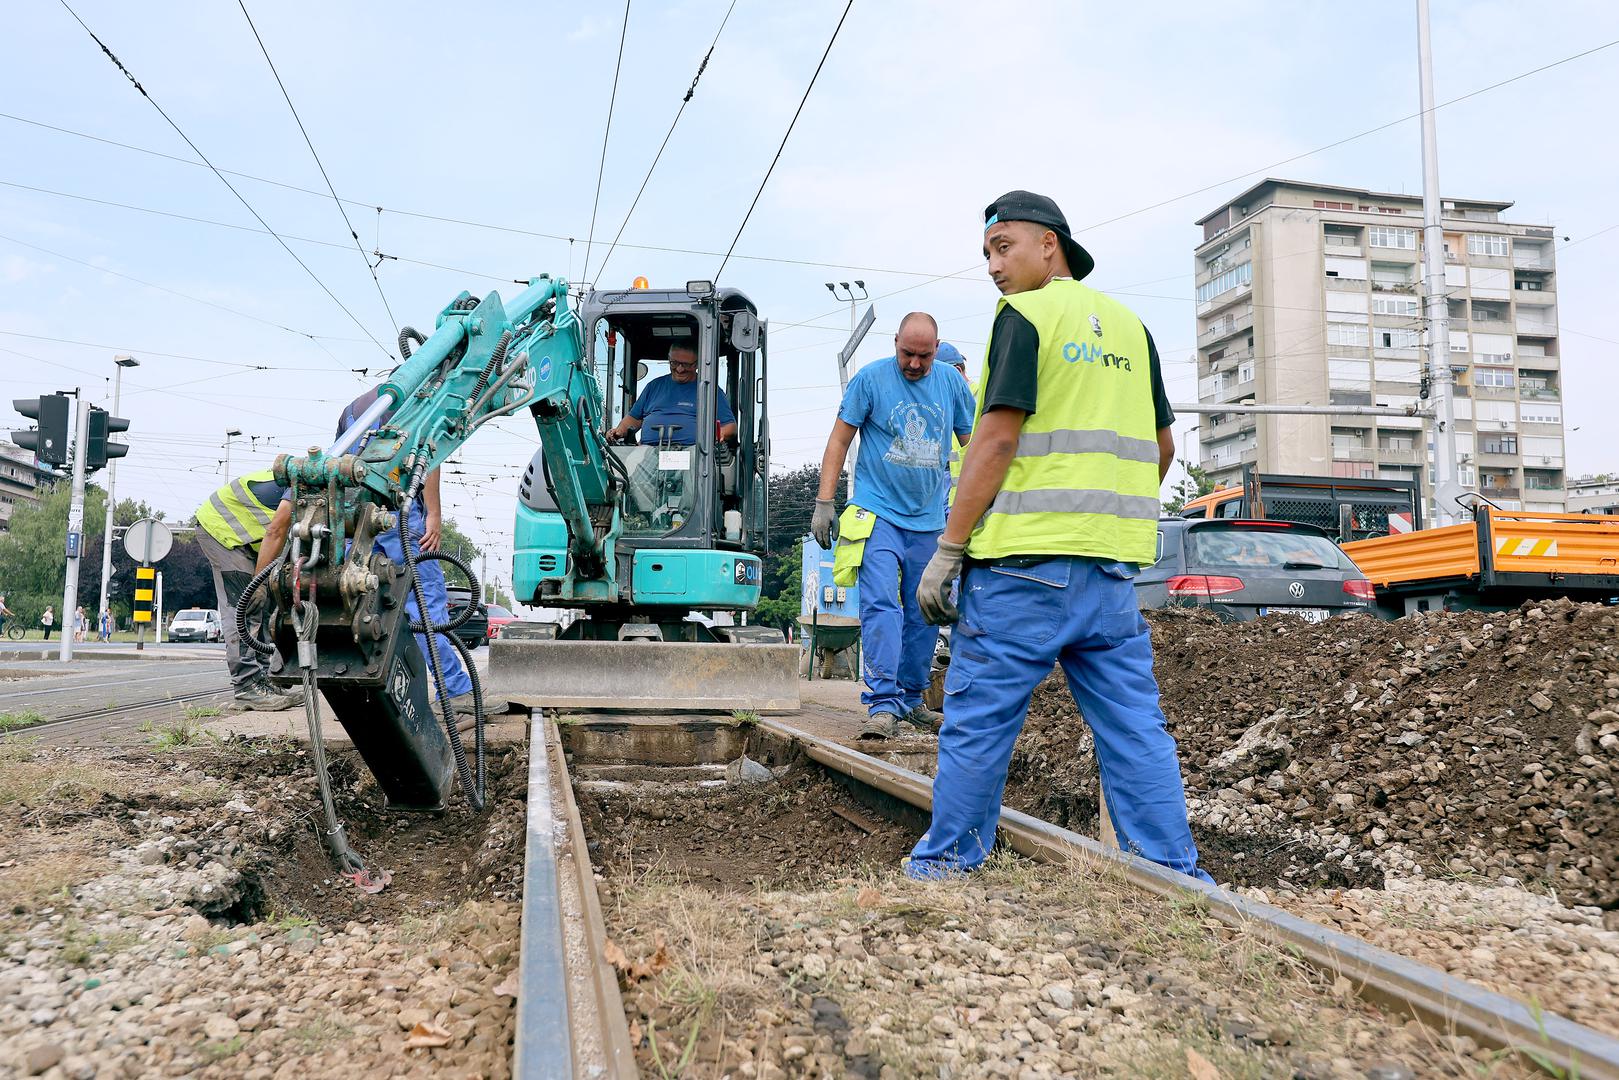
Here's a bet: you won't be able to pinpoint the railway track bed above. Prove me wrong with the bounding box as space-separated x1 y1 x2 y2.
4 706 1619 1078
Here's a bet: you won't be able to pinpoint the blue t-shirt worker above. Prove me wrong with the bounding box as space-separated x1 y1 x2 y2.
606 343 736 446
812 312 977 739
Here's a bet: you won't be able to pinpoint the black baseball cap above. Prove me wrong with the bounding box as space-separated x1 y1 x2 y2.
983 190 1095 281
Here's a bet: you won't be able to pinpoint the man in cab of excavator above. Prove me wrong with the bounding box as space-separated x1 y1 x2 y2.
606 343 736 446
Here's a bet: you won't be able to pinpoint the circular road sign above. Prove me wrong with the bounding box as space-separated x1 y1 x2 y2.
122 517 174 564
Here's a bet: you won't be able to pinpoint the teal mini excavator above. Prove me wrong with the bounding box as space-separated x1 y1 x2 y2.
238 276 795 884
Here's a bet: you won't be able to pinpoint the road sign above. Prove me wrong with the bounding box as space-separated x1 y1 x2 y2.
837 305 877 370
122 517 173 564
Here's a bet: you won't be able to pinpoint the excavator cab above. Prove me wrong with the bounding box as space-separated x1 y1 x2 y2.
499 282 796 710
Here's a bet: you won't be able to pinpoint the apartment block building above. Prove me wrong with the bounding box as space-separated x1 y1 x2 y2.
1193 178 1566 513
0 441 56 531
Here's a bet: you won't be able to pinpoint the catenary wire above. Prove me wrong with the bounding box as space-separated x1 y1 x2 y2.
236 0 400 337
593 0 737 284
580 0 632 286
714 0 853 282
56 0 394 360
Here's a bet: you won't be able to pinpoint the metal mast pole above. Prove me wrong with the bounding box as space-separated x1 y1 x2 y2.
59 396 90 662
97 357 135 623
1417 0 1462 527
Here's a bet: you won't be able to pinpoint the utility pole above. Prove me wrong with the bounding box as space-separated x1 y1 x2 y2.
59 395 90 662
826 282 873 502
223 427 242 480
1417 0 1462 527
98 355 139 624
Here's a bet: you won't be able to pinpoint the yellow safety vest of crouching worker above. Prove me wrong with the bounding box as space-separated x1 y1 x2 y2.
966 279 1160 566
196 470 281 550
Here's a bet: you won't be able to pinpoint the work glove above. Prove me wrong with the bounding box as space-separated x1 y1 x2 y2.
811 498 838 549
918 538 967 625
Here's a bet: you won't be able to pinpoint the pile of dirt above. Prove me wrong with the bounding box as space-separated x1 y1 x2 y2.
1007 600 1619 910
577 764 919 890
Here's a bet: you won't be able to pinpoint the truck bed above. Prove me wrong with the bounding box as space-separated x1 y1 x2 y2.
1343 507 1619 596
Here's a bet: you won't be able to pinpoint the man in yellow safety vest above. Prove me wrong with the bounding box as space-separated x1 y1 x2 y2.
194 471 303 711
908 190 1210 883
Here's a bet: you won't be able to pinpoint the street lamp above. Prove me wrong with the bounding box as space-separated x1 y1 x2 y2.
97 355 140 628
223 428 242 479
824 280 868 334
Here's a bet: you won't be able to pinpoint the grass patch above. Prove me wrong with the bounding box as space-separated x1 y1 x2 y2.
202 1035 246 1060
138 717 214 750
0 744 123 806
287 1014 354 1053
182 704 224 721
728 709 760 727
0 709 47 732
0 855 97 914
60 920 141 965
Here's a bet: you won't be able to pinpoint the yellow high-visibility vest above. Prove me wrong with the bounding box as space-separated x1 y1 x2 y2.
831 504 876 587
966 279 1160 564
196 470 279 550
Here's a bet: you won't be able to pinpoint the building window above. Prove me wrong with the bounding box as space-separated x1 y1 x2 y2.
1380 434 1415 453
1372 297 1420 316
1481 435 1518 455
1314 200 1356 211
1467 234 1509 257
1522 404 1563 425
1515 278 1544 291
1196 262 1252 303
1475 352 1511 365
1376 206 1406 214
1473 368 1515 388
1327 320 1370 347
1377 328 1420 349
1370 226 1417 250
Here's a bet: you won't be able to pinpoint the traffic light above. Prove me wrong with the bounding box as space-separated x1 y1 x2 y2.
86 407 130 471
11 394 71 465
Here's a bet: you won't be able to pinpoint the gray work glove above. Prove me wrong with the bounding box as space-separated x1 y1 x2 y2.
918 538 967 625
811 498 838 549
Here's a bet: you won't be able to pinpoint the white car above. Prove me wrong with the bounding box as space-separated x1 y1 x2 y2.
169 608 223 643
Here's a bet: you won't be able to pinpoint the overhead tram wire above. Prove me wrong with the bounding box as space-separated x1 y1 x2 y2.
580 0 633 286
56 0 394 361
713 0 853 283
592 0 737 284
237 0 400 338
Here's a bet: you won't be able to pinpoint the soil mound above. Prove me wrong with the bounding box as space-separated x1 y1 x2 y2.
1008 600 1619 909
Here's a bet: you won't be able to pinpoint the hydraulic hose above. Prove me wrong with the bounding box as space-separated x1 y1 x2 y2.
467 331 511 417
398 326 426 359
399 491 485 811
235 555 284 657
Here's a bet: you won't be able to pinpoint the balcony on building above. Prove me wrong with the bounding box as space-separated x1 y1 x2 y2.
1516 313 1558 338
1513 241 1553 270
1199 309 1253 346
1323 225 1363 257
1203 412 1255 441
1519 370 1559 400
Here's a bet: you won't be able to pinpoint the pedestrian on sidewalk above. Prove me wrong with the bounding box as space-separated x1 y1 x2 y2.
812 312 977 740
99 608 112 642
0 595 12 638
195 472 306 712
73 606 86 642
907 190 1210 884
40 606 53 640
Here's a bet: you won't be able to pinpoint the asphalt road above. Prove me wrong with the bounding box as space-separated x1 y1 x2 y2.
0 655 232 747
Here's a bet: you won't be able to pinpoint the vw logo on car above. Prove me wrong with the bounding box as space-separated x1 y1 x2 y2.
1288 581 1305 599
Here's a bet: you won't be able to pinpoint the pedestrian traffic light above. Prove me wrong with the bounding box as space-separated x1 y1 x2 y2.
11 394 71 466
86 407 130 471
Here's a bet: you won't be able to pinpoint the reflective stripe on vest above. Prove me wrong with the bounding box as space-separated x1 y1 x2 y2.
197 469 278 550
966 279 1160 564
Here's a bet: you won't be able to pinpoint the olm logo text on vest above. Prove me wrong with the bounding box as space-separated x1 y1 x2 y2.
1061 340 1133 370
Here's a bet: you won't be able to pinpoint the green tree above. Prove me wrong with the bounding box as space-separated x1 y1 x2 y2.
0 483 106 620
1162 459 1215 515
753 553 802 633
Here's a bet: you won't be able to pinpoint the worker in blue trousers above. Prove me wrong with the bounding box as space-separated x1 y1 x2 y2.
812 313 977 740
910 190 1212 883
336 386 504 721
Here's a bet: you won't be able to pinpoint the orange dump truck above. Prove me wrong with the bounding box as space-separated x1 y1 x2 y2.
1341 506 1619 617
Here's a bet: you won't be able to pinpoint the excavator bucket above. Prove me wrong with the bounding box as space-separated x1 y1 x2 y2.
486 633 801 713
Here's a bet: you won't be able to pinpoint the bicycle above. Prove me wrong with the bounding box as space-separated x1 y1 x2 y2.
2 622 27 641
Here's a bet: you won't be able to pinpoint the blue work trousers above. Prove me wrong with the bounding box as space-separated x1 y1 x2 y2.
856 517 941 718
374 503 472 700
908 556 1211 883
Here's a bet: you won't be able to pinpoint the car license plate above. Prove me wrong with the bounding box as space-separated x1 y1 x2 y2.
1264 606 1329 623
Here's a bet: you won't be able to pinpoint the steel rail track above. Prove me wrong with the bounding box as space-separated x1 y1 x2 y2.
0 688 232 738
515 711 1619 1079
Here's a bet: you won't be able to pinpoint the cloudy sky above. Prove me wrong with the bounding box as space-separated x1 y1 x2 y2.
5 1 1616 597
